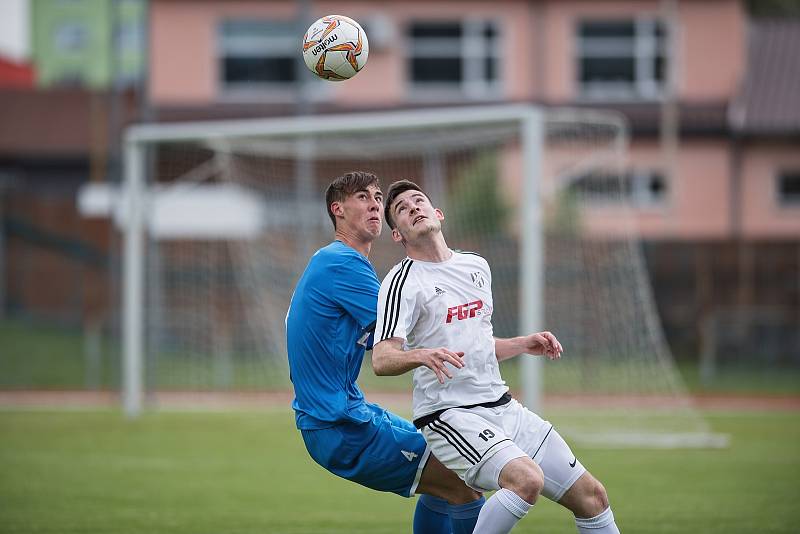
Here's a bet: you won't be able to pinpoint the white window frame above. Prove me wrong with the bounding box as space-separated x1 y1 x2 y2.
571 169 668 208
217 20 299 99
407 18 503 101
54 21 88 52
577 17 667 101
630 169 668 207
116 19 143 56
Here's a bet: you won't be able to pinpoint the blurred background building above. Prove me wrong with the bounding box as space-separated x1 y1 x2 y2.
31 0 144 88
1 0 798 388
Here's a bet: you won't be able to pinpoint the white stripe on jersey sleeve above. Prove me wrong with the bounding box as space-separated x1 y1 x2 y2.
376 258 416 342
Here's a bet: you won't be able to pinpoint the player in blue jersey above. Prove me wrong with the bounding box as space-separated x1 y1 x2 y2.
285 171 484 534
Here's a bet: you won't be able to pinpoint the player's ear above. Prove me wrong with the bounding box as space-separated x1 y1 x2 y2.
434 207 445 221
330 201 344 217
391 227 404 243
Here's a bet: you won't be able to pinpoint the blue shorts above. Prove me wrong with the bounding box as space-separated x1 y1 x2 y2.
301 403 430 497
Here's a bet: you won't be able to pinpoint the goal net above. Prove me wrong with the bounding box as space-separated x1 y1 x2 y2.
120 105 726 447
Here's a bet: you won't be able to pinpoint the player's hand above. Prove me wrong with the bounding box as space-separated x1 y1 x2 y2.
418 348 465 384
524 332 563 360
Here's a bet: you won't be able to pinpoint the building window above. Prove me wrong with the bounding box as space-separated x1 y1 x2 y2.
408 20 502 99
777 171 800 206
219 20 297 91
577 19 667 100
116 20 143 56
54 22 88 52
570 170 667 207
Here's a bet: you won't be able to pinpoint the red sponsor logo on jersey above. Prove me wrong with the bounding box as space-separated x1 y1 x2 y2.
445 300 483 323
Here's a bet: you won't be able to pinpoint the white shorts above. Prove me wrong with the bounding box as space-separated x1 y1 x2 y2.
420 398 586 501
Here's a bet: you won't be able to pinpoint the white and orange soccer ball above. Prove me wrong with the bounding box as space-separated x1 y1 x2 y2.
302 15 369 81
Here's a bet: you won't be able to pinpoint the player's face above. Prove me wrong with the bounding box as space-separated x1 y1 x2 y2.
336 184 384 241
389 189 444 244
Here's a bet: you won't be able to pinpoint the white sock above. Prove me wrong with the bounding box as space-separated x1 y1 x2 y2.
575 507 620 534
472 488 532 534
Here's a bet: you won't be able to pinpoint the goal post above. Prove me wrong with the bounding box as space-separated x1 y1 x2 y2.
122 104 548 417
119 104 727 448
122 140 145 418
519 108 545 415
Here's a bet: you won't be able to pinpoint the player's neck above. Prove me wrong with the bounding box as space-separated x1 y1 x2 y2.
335 232 372 257
405 232 450 263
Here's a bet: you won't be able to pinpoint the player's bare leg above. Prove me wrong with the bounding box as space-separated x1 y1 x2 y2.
558 471 608 516
417 456 484 534
418 454 482 503
558 471 621 533
497 456 544 504
472 456 543 534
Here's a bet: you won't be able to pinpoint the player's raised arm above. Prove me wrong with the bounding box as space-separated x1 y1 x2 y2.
372 338 465 384
494 332 564 362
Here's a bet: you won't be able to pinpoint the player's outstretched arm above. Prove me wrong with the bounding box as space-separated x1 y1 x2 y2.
494 331 563 362
372 338 465 384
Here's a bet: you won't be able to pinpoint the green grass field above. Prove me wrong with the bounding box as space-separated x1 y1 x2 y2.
4 318 800 395
3 318 799 532
1 407 798 534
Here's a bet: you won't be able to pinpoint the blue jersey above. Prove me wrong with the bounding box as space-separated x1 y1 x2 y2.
286 240 379 430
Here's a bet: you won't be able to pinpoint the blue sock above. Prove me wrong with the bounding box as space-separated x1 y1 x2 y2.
414 494 451 534
448 496 485 534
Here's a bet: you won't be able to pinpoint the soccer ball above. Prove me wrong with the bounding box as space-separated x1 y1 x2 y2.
302 15 369 81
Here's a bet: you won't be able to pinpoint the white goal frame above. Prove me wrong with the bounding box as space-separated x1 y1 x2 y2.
120 104 627 418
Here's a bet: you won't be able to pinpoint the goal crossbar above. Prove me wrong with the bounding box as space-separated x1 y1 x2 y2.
122 104 569 417
125 104 542 145
120 104 728 450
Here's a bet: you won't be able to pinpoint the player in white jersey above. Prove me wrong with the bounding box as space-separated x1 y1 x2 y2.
373 180 622 534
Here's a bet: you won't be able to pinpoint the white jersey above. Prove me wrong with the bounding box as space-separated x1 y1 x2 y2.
375 250 508 421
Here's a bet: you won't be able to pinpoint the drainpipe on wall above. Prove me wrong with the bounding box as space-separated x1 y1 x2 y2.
531 1 545 102
730 130 753 366
294 0 315 262
659 0 680 202
728 32 751 370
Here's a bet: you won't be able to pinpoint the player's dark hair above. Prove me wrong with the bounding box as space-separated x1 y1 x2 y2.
325 171 380 230
384 179 429 230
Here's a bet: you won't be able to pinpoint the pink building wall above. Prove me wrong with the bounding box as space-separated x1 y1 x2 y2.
147 0 797 241
539 0 746 101
150 0 746 105
151 1 297 104
150 1 536 105
741 143 800 239
679 0 746 100
584 140 733 239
